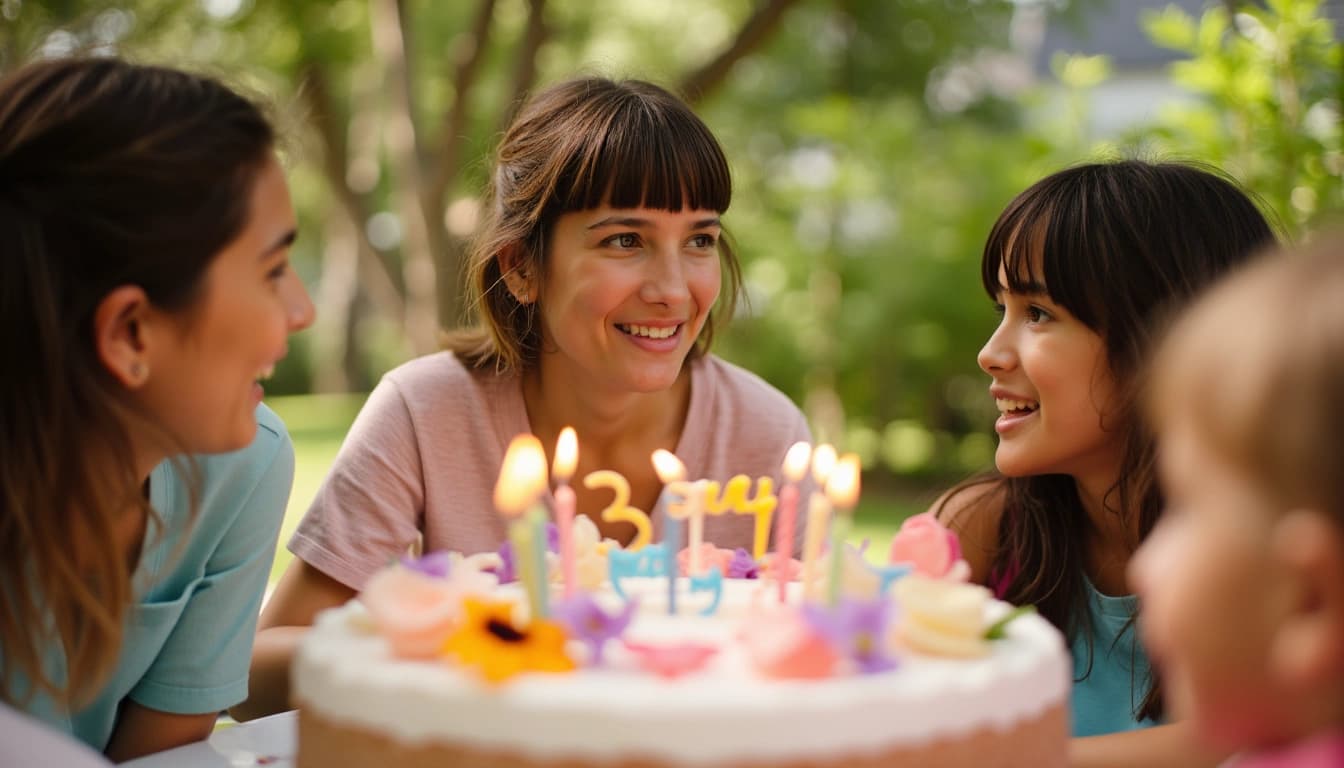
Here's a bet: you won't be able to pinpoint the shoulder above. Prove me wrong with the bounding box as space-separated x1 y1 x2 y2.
696 355 807 429
926 476 1006 585
379 351 511 409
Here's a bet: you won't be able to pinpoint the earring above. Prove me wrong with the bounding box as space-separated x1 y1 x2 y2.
129 361 147 382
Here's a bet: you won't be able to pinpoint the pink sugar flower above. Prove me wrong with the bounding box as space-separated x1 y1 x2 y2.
359 567 463 659
676 543 735 577
888 512 968 580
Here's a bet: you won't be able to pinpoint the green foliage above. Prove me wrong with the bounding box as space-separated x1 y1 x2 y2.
1131 0 1343 233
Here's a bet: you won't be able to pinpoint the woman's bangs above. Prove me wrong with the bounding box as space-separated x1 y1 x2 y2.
561 104 731 214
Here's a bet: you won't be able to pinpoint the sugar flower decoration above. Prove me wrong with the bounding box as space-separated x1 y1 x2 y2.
676 543 735 577
400 551 452 578
551 593 637 665
894 576 990 658
360 565 462 659
888 513 971 581
623 640 718 679
724 548 760 579
738 607 838 679
568 515 620 590
802 597 898 674
443 598 574 683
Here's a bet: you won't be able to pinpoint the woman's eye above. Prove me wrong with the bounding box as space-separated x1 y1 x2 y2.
604 233 640 248
688 233 717 249
1026 305 1051 323
267 260 290 281
991 302 1006 316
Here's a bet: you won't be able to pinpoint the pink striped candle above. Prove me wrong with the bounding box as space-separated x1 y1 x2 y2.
773 442 812 602
552 427 579 598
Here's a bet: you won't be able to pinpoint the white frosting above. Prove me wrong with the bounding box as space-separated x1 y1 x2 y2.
295 577 1069 765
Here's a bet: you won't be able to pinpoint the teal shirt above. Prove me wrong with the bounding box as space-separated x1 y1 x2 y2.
1070 579 1160 737
18 404 293 751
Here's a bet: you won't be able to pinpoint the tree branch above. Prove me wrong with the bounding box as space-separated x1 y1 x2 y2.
298 59 404 317
428 0 497 205
497 0 550 134
678 0 803 104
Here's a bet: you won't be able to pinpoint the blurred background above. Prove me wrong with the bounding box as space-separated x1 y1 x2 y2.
8 0 1344 563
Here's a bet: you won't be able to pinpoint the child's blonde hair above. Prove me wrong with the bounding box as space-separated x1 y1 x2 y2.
1151 235 1344 526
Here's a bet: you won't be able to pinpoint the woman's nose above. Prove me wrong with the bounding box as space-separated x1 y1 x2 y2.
639 249 691 307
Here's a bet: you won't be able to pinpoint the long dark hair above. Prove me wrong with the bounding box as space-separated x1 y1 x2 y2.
947 160 1276 721
447 76 741 371
0 57 274 708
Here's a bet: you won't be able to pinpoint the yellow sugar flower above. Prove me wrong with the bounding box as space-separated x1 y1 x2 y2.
443 598 574 684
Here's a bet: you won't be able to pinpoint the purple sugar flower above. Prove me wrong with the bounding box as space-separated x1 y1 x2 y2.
399 551 452 579
551 593 638 666
725 548 760 579
801 597 898 674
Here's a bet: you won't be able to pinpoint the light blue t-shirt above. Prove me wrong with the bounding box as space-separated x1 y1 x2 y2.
19 403 293 751
1070 579 1160 737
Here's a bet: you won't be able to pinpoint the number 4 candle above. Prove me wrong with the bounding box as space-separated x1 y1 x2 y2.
495 434 551 621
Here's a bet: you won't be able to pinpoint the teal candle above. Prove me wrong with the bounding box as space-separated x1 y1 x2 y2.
827 513 851 606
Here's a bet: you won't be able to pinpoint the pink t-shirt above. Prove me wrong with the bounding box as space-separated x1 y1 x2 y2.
290 352 813 590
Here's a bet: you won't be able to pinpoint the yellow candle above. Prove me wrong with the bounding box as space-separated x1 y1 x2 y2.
801 444 837 602
494 435 550 621
824 453 861 606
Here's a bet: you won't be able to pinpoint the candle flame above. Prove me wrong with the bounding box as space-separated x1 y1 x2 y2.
495 434 549 516
811 443 837 484
650 449 687 483
782 441 812 482
553 426 578 481
824 453 861 511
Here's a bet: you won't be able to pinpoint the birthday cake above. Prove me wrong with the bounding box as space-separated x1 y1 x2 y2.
292 512 1070 767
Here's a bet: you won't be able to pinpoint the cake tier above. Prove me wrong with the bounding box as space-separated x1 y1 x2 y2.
294 578 1070 767
298 701 1068 768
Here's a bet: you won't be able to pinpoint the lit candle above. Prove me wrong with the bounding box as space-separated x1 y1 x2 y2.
801 444 837 602
825 453 861 606
774 441 812 602
553 427 579 598
495 434 551 621
652 450 689 615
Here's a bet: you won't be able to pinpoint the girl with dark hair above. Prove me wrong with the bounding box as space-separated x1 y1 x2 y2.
0 57 313 762
933 160 1275 766
240 76 811 720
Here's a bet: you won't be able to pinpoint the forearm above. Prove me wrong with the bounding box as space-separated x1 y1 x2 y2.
1070 722 1229 768
228 626 308 722
103 702 215 763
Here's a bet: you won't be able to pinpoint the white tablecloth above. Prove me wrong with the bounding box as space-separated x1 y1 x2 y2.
120 710 296 767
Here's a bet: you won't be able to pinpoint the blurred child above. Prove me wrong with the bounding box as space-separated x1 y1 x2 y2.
1130 238 1344 767
933 160 1276 765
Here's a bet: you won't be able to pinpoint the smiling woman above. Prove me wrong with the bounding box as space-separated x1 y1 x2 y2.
0 57 313 763
237 76 812 721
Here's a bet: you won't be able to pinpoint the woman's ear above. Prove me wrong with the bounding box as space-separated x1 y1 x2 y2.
94 285 153 388
498 242 537 304
1267 509 1344 689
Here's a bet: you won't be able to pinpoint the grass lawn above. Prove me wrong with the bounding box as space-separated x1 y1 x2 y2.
265 394 923 585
